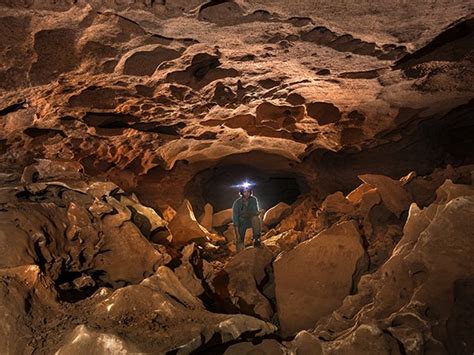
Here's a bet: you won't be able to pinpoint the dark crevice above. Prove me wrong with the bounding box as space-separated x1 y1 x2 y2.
23 127 66 138
199 0 232 14
0 139 8 154
55 270 108 303
83 112 186 136
132 122 186 135
0 100 26 116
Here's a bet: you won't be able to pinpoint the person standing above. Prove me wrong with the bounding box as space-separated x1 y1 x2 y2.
232 184 262 251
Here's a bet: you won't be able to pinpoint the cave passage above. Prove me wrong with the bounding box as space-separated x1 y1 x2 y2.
185 163 306 213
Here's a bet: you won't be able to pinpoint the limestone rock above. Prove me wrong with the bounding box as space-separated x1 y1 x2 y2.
140 266 204 309
399 170 417 185
22 159 84 182
211 247 274 320
323 324 402 355
321 191 355 214
119 194 168 233
306 101 341 125
284 330 323 355
0 214 37 268
310 181 474 354
262 230 304 255
278 197 321 233
223 224 237 243
0 265 58 355
212 208 233 227
92 266 276 353
86 181 123 199
95 217 166 286
346 183 373 204
224 339 286 355
199 203 214 230
0 1 472 353
168 199 210 247
274 220 365 337
115 44 181 76
174 243 205 298
56 325 139 354
359 174 412 217
263 202 291 227
357 187 382 236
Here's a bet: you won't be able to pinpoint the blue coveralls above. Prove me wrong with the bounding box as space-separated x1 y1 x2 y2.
232 195 261 249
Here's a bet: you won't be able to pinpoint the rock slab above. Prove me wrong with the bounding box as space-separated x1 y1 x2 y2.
274 220 365 337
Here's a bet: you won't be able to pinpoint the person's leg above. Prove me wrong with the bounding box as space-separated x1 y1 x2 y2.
237 223 247 251
251 215 262 247
234 224 243 252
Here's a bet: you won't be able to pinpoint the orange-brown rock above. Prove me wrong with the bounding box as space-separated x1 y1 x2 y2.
0 265 58 354
211 247 274 320
199 202 214 230
0 1 473 353
263 201 291 227
274 220 365 337
321 191 355 214
212 208 233 227
168 199 211 247
308 181 474 354
359 174 412 217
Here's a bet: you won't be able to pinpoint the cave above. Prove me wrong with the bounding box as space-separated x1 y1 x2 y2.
189 165 303 211
182 152 309 214
0 1 473 354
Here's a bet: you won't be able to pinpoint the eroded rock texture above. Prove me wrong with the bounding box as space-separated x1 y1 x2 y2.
0 0 473 354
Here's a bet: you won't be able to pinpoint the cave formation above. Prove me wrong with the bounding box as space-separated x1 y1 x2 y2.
0 1 474 354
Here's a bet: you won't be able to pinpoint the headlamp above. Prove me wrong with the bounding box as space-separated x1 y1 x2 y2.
232 180 255 189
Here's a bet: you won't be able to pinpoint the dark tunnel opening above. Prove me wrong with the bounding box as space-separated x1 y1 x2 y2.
184 162 309 214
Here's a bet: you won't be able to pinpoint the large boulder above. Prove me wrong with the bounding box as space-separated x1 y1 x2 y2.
309 181 474 354
174 243 205 298
94 220 167 285
199 203 214 230
263 202 291 227
56 325 139 355
346 183 373 204
284 330 323 355
262 230 305 255
95 196 168 285
0 265 58 354
168 199 211 247
359 174 412 217
274 220 365 337
212 208 233 227
91 266 276 353
119 194 168 235
0 181 168 287
211 247 274 320
321 191 355 214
